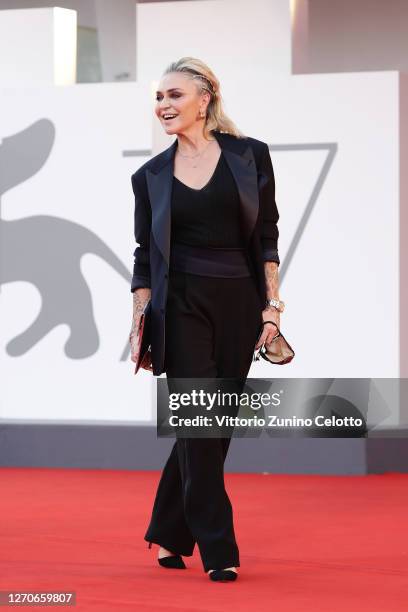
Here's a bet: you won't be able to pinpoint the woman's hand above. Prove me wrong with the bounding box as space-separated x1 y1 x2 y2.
254 307 280 350
130 288 151 363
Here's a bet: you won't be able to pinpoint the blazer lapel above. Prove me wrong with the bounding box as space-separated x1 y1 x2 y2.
145 130 260 266
145 140 177 268
219 137 259 247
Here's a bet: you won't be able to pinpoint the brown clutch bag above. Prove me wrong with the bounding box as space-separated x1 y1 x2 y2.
253 320 295 365
131 299 153 374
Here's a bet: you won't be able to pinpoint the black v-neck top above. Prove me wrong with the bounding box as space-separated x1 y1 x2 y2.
169 151 252 277
171 151 243 247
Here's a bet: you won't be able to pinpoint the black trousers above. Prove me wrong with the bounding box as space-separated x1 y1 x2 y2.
144 269 263 572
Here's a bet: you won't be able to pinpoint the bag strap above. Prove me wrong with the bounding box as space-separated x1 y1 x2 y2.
261 320 281 340
262 320 280 332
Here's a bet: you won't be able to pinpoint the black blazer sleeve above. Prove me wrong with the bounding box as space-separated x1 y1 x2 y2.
259 143 280 265
130 172 152 292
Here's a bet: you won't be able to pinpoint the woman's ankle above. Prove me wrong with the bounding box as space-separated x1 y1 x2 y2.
158 546 176 558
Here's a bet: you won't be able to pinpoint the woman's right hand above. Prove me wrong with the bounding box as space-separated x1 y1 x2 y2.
130 287 151 363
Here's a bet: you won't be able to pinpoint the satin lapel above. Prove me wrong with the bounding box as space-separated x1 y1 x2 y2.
220 144 259 246
145 131 260 266
145 140 177 266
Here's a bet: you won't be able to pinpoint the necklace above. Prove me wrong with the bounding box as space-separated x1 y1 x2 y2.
177 139 216 168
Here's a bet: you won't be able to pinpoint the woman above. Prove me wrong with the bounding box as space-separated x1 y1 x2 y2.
129 57 284 582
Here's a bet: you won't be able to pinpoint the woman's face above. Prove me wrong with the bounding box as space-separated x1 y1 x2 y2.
155 72 209 135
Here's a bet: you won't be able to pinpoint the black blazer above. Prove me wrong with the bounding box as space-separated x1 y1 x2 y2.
130 129 280 376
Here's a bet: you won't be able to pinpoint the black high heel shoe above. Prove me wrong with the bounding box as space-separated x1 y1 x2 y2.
148 541 186 569
208 569 238 582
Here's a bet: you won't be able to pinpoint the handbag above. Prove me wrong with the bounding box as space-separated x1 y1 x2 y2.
131 299 153 374
253 320 295 365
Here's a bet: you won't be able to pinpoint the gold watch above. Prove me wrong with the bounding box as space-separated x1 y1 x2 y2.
265 297 285 313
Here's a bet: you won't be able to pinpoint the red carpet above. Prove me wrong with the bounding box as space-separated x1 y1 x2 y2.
1 467 407 611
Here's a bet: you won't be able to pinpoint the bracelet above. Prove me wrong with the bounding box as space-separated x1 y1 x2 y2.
265 297 285 313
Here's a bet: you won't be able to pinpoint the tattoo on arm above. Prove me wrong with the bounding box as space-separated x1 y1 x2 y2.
264 261 279 301
131 289 151 331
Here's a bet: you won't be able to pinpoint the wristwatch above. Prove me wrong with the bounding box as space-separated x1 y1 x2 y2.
265 297 285 313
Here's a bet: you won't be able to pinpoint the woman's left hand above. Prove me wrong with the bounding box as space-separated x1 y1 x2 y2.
254 308 280 350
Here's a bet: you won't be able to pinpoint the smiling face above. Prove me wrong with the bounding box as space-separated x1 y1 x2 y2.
155 71 211 136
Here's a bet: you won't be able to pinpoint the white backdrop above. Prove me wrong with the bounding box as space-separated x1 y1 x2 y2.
0 2 404 426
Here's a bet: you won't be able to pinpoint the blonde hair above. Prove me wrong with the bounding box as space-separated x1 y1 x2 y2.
162 56 246 140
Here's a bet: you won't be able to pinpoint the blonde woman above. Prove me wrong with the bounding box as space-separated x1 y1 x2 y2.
129 57 283 582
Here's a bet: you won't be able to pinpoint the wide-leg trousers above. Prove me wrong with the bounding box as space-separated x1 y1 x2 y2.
144 268 264 572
